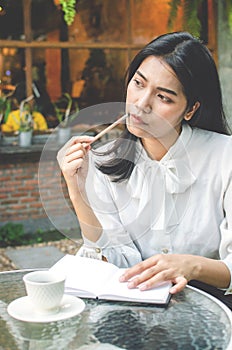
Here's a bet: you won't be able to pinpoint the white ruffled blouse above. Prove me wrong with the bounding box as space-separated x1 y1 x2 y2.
80 124 232 293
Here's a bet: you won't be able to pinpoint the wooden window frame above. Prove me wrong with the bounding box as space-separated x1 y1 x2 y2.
0 0 217 100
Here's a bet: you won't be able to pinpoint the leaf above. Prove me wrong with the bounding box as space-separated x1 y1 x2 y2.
167 0 204 37
167 0 182 30
182 0 202 37
59 0 77 26
54 93 79 127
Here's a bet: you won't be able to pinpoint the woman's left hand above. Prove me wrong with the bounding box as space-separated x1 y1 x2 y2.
119 254 198 294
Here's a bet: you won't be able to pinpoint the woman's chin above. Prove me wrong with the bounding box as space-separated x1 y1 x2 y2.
127 123 152 138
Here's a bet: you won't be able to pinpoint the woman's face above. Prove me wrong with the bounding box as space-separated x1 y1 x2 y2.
126 56 188 140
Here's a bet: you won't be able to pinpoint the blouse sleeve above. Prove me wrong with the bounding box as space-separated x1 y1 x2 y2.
76 151 142 268
219 138 232 294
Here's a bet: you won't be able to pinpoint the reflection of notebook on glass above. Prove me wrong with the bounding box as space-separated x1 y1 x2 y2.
51 255 172 306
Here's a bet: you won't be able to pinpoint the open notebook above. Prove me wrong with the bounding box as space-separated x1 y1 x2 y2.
51 255 172 306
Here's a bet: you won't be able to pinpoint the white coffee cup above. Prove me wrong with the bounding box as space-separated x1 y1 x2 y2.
23 270 66 315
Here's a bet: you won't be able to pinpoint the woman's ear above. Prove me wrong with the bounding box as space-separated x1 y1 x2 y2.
184 101 200 121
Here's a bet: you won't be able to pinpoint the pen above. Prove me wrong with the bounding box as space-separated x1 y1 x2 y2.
90 113 128 144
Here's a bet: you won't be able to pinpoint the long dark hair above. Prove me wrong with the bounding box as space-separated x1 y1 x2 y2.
96 32 230 182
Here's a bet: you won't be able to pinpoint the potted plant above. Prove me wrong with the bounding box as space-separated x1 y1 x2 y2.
54 93 79 145
0 95 12 144
17 95 34 147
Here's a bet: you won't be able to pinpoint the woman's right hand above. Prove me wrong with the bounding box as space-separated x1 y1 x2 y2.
57 135 103 241
57 135 94 191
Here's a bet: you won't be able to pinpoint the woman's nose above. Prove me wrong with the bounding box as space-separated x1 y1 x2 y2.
136 92 152 114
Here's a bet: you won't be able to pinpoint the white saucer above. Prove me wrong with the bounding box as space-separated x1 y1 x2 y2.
7 294 85 323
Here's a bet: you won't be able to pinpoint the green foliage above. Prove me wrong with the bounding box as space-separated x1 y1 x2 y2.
0 96 11 124
59 0 77 26
0 223 64 247
226 0 232 34
229 10 232 33
167 0 181 30
3 99 11 123
17 95 34 131
54 93 79 128
168 0 203 37
0 223 25 247
18 111 34 132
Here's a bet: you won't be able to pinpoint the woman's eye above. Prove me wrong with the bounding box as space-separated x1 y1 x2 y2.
157 94 172 103
133 79 143 87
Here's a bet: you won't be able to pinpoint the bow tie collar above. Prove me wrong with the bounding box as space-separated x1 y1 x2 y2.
126 124 196 231
127 157 196 197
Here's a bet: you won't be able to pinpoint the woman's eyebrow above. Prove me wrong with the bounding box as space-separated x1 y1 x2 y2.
157 87 177 96
136 70 147 81
136 70 177 96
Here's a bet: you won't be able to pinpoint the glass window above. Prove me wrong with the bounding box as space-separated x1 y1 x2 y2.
0 0 61 41
0 0 216 130
0 0 23 40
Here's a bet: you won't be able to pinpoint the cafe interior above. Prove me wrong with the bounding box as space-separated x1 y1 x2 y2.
1 3 232 350
0 0 217 132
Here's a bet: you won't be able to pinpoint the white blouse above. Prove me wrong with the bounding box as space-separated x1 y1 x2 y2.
79 124 232 293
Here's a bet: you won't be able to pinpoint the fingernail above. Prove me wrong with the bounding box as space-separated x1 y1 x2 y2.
139 283 147 291
170 287 176 294
119 275 125 282
127 281 135 289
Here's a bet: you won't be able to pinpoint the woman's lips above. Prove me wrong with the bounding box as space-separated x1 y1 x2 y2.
130 114 148 125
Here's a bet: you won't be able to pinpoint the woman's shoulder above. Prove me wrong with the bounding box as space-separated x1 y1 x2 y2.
191 127 232 146
190 127 232 165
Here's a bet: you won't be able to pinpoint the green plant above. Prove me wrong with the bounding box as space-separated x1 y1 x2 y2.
18 111 34 132
0 222 25 247
168 0 203 37
0 223 65 247
54 93 79 128
59 0 77 26
27 228 64 245
0 96 11 124
226 0 232 33
11 95 34 132
19 95 34 131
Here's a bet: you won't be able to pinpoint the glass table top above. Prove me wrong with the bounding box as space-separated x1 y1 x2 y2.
0 269 231 350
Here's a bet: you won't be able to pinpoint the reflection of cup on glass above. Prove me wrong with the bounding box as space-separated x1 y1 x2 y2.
23 271 66 315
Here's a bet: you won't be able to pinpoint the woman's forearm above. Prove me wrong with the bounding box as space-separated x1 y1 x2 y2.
57 136 103 243
192 256 231 289
68 179 103 242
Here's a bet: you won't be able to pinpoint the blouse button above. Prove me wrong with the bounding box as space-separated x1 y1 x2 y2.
162 248 169 254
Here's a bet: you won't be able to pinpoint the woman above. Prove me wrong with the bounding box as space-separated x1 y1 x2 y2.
57 32 232 306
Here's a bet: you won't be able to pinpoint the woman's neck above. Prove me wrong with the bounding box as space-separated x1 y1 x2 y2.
141 128 181 161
